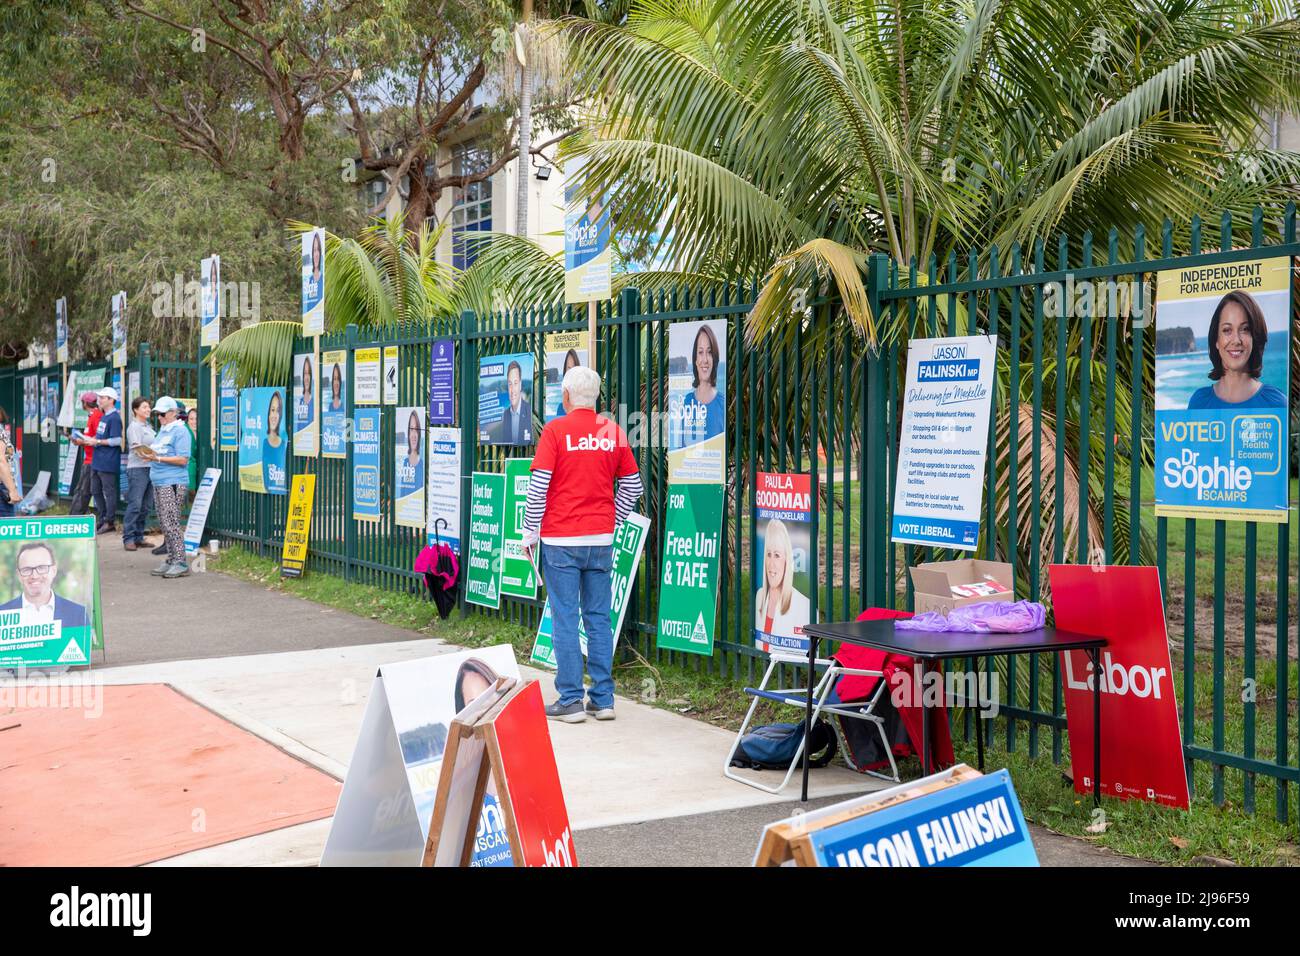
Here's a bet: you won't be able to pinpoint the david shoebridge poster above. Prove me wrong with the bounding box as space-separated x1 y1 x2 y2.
1155 255 1292 522
0 515 100 668
890 335 997 550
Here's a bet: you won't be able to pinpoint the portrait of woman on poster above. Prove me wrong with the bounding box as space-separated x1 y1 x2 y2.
554 349 581 418
311 231 324 286
754 518 810 642
681 324 725 442
207 259 219 316
262 390 286 491
298 357 315 428
1187 290 1286 409
329 363 344 412
398 410 424 499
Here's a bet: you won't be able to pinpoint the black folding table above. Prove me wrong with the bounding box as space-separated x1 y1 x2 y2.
798 619 1107 806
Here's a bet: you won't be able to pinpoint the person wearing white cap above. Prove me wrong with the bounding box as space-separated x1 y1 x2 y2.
148 396 192 578
88 386 123 533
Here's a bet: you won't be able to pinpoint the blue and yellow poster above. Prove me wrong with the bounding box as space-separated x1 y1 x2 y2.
352 407 381 521
321 349 348 459
563 157 611 304
293 351 318 457
394 406 425 529
301 227 326 336
238 387 288 495
666 319 727 484
218 364 239 451
1155 256 1292 522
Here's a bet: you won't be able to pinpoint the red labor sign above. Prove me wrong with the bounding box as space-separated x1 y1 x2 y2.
1048 564 1190 810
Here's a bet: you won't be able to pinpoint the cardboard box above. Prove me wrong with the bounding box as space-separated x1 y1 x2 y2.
909 559 1014 616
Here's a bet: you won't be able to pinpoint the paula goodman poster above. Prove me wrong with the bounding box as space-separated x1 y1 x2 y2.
563 156 612 304
238 387 288 495
478 353 535 446
302 226 326 336
544 330 591 422
200 254 221 347
666 319 727 484
656 483 724 655
293 352 318 457
218 364 239 451
890 335 997 550
426 426 462 555
1154 255 1291 522
531 513 650 668
395 406 426 529
352 407 381 522
0 515 100 668
466 472 506 609
754 472 813 653
321 349 348 459
499 457 537 600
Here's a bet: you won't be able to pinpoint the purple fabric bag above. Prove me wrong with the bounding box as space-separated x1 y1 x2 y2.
895 600 1046 633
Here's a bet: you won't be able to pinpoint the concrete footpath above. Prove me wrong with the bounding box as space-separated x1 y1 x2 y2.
31 536 1144 866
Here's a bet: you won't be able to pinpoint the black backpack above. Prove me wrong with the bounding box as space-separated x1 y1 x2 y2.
729 719 839 771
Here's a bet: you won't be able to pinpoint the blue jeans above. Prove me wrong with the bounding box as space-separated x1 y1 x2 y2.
123 467 153 543
541 543 615 709
90 467 118 525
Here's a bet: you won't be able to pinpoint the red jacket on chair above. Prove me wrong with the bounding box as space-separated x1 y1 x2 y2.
832 607 956 774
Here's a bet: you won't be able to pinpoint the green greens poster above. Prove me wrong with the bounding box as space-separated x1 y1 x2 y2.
0 515 101 668
500 458 537 600
656 484 724 655
466 472 506 609
530 513 651 667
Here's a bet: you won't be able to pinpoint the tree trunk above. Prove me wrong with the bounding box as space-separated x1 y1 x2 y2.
514 1 534 237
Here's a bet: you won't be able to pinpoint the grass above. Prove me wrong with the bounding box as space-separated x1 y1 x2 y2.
210 542 1299 866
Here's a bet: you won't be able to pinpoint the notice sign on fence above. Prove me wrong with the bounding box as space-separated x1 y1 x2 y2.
890 335 997 550
281 474 316 578
657 483 723 656
466 472 506 609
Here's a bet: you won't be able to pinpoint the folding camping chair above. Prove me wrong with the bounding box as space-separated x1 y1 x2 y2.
722 649 902 795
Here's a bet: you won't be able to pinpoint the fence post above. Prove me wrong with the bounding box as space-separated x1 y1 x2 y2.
344 324 358 582
618 287 642 652
864 252 890 608
458 309 475 619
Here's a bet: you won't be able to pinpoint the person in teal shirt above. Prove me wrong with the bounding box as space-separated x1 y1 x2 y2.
148 397 192 578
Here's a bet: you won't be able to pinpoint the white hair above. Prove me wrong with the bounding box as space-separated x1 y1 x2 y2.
562 365 601 409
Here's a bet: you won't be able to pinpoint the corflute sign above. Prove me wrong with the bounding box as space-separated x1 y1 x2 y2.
891 335 997 550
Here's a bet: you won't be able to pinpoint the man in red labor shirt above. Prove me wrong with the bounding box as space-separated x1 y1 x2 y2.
68 392 101 516
522 365 643 723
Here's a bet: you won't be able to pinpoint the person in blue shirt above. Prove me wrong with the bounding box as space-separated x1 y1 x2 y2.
88 387 124 534
1187 290 1286 409
148 396 193 579
262 390 287 494
679 324 725 443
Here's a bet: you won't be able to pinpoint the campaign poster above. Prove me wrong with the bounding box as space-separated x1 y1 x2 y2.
754 472 813 653
200 254 221 347
426 426 462 554
318 646 522 867
544 330 591 422
466 472 506 609
23 376 36 435
478 353 535 446
530 513 650 667
890 335 997 550
666 319 727 484
352 408 381 522
355 347 381 406
499 457 537 600
218 364 239 451
1050 564 1190 810
1154 256 1291 522
564 156 612 304
429 338 456 425
57 433 75 496
110 291 127 368
0 515 99 668
238 387 288 495
55 297 68 364
184 468 221 556
302 226 326 336
656 483 724 655
281 473 316 578
321 349 348 458
395 406 426 530
291 352 318 457
383 346 399 406
65 368 104 430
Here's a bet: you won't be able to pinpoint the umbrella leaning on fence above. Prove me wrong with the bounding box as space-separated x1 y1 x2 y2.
415 518 460 619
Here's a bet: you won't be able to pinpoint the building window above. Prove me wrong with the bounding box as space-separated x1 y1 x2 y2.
451 140 493 269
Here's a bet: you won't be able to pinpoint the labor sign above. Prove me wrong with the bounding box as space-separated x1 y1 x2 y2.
1048 564 1190 810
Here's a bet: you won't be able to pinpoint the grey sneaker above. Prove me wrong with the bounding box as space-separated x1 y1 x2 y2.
545 700 586 723
150 561 173 576
163 562 190 578
585 701 615 721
